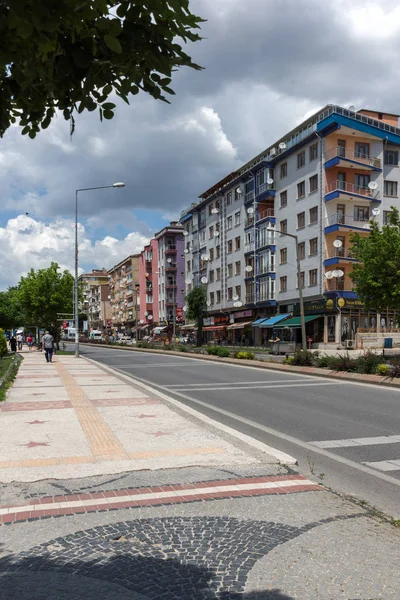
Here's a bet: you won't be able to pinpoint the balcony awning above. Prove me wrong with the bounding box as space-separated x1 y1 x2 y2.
274 315 322 328
226 321 253 330
258 313 291 328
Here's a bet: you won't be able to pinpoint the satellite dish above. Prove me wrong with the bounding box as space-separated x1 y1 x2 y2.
368 181 378 190
232 294 239 301
183 305 187 312
148 315 153 320
245 265 253 272
211 208 219 214
203 255 210 261
185 278 192 284
325 271 334 279
214 231 220 237
236 187 242 195
279 142 286 150
201 254 207 261
247 207 254 214
348 105 356 112
372 207 381 216
331 270 340 278
267 177 274 185
233 301 243 308
336 270 344 277
333 240 343 248
201 276 208 284
183 230 189 236
184 249 189 254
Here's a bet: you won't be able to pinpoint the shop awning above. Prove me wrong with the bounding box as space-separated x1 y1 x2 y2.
259 313 292 328
274 315 322 328
252 318 268 327
153 326 167 335
203 325 227 331
180 323 197 331
226 321 253 330
140 324 150 330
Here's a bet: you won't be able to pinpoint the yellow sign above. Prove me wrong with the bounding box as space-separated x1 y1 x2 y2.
325 299 334 311
338 298 345 308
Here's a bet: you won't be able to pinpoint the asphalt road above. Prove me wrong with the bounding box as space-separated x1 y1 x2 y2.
77 345 400 518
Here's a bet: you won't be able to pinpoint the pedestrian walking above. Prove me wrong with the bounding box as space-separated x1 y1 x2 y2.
27 334 33 351
16 333 23 351
42 331 54 363
9 335 17 353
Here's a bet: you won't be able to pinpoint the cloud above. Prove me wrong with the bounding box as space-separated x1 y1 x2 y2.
0 215 149 289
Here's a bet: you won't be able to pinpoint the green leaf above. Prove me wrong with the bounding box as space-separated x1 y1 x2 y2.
104 34 122 54
21 126 30 135
102 109 114 120
102 102 116 110
17 21 33 40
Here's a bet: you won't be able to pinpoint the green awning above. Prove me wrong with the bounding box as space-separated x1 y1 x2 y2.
274 315 323 328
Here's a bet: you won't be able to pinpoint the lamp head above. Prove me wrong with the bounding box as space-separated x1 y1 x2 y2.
112 182 125 188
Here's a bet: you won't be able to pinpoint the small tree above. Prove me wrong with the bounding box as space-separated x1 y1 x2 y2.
185 286 207 347
350 207 400 311
0 328 7 358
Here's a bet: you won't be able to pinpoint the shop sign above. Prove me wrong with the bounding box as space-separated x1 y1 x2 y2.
294 298 332 315
203 316 214 326
233 310 253 320
214 315 230 324
337 297 364 309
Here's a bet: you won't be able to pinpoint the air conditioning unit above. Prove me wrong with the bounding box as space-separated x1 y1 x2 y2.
269 147 277 157
346 340 355 349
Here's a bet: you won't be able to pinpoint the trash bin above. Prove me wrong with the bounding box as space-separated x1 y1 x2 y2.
384 338 393 349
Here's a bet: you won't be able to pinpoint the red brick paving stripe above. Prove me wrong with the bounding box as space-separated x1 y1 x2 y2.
1 401 72 412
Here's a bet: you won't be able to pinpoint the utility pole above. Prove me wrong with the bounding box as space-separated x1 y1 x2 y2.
135 284 139 344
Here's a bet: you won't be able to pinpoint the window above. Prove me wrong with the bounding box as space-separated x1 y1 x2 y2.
235 188 240 201
234 211 241 226
210 292 214 305
209 270 214 283
280 219 287 234
186 260 191 272
383 211 392 225
215 199 220 210
200 230 206 243
280 162 287 178
227 287 233 300
209 226 214 239
355 173 370 190
227 216 232 230
233 260 241 276
355 142 370 159
354 206 369 221
227 239 233 253
298 241 305 259
384 150 399 165
297 181 306 198
227 263 233 278
215 222 220 233
297 271 305 288
280 190 288 208
384 180 398 197
280 276 287 292
280 248 287 264
245 231 253 246
297 211 305 229
309 206 318 224
216 268 221 281
297 150 305 168
216 245 220 259
208 203 214 216
227 192 232 205
216 290 221 304
309 237 318 255
309 174 318 193
235 285 241 299
235 236 241 250
209 248 214 261
309 269 318 286
309 143 318 161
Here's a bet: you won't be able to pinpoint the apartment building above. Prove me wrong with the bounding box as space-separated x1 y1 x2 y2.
138 239 159 332
86 284 111 328
108 255 140 329
181 105 400 346
78 269 109 326
155 222 185 326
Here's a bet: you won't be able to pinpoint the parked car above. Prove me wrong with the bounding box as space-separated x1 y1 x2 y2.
118 335 134 345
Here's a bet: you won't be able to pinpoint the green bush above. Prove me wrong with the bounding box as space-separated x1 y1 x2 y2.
206 346 230 357
287 349 315 366
354 351 385 374
283 356 294 365
178 345 189 352
326 353 357 372
376 363 390 376
0 329 7 358
313 354 335 369
234 350 255 360
388 363 400 378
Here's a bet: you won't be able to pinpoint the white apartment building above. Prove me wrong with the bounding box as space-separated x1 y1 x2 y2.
181 105 400 346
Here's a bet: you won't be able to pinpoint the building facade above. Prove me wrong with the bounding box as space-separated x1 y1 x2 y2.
78 269 109 328
138 239 159 332
155 222 185 326
108 255 140 329
181 105 400 346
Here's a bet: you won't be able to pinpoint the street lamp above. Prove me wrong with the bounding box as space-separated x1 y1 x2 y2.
74 182 125 358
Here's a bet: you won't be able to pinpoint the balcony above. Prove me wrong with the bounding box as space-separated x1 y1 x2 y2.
257 263 275 275
245 216 255 228
325 180 379 202
257 208 275 222
324 280 356 293
166 283 177 288
245 191 255 203
146 302 153 311
244 241 255 253
166 298 177 305
165 245 177 253
325 214 371 233
324 249 359 266
324 146 382 171
255 182 276 201
165 263 177 271
245 294 255 304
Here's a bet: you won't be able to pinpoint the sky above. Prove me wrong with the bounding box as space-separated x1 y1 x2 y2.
2 0 400 289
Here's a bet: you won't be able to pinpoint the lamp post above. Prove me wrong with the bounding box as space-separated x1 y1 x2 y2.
274 227 307 351
74 182 125 358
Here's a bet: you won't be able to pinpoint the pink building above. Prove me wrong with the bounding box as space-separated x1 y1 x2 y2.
138 239 159 333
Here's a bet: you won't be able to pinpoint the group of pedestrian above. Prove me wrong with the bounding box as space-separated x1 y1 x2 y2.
8 330 54 362
9 333 34 352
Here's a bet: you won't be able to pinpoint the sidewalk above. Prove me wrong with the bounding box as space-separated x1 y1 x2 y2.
0 350 399 599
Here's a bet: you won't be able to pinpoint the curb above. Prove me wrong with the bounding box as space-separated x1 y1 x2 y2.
81 343 400 390
0 354 23 392
82 355 298 466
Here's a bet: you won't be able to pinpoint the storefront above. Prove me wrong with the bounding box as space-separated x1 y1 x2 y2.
252 313 291 345
226 310 254 344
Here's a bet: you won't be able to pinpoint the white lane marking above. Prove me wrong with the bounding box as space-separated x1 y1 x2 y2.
310 435 400 448
174 382 346 392
0 479 315 516
108 362 218 368
165 378 328 388
363 459 400 472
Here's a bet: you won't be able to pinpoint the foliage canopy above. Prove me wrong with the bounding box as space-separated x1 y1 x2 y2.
185 286 207 346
